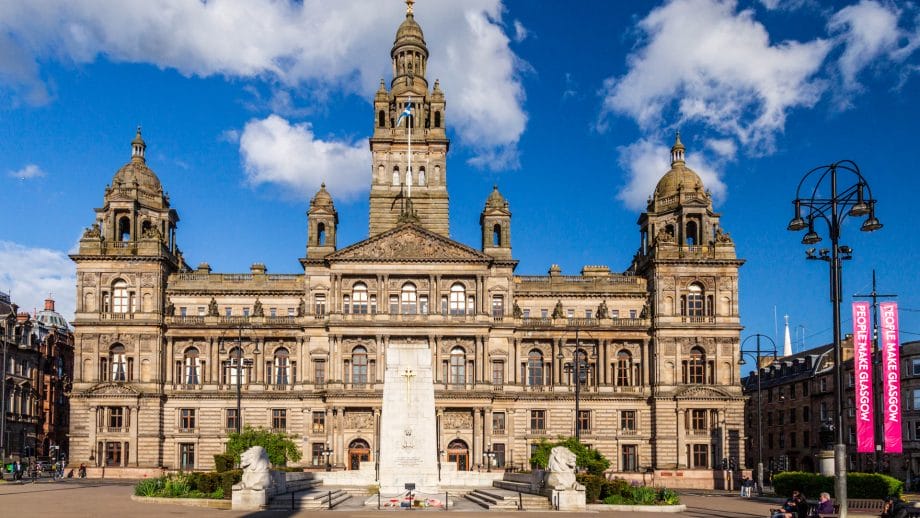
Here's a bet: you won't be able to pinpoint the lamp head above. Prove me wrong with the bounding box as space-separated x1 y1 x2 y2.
787 200 807 231
861 214 882 232
849 184 870 216
738 357 747 366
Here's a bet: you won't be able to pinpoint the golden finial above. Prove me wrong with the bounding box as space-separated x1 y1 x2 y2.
406 0 414 15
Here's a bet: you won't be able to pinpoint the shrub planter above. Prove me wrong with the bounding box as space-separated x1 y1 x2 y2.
588 503 687 513
130 495 232 510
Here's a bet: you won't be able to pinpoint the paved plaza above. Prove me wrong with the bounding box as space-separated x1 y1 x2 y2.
0 479 782 517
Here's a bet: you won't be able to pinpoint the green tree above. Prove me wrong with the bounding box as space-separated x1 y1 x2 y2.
529 436 610 476
225 427 302 466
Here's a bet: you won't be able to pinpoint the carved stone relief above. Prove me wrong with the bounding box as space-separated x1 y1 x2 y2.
343 411 375 430
442 411 472 430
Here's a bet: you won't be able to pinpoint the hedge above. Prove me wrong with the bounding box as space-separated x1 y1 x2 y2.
186 469 242 499
773 471 903 500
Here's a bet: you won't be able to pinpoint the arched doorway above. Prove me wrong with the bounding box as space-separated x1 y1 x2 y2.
348 439 371 470
447 439 469 471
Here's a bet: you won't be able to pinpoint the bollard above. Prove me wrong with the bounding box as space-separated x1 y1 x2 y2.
518 491 523 510
291 491 295 511
328 490 333 510
444 491 448 511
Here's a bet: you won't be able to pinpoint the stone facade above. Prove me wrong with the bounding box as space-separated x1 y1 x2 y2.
68 4 746 488
743 338 919 486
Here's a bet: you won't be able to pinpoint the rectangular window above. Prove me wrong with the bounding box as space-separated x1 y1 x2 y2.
179 306 187 317
820 377 827 392
803 430 810 447
540 308 548 318
577 410 591 434
492 412 506 435
692 444 709 468
105 441 122 466
803 406 810 422
913 359 920 376
390 295 399 315
288 307 295 317
691 409 707 431
790 384 796 399
611 309 620 318
768 433 773 449
767 412 773 426
179 408 196 431
522 308 530 318
789 408 796 423
790 432 797 448
585 309 592 319
802 381 810 396
629 309 637 319
621 445 638 472
312 411 325 434
620 410 636 431
243 307 250 317
179 443 195 471
226 409 240 431
272 409 287 431
312 443 325 467
566 308 574 319
492 361 504 385
530 410 546 433
493 443 506 468
914 421 920 440
492 295 504 318
820 402 828 421
779 433 786 448
419 295 428 315
314 294 326 317
225 307 232 317
314 360 326 384
913 389 920 410
109 407 124 429
370 295 378 314
778 411 785 425
197 306 205 316
343 295 350 314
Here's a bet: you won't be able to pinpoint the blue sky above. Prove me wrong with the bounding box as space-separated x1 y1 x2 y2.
1 0 919 359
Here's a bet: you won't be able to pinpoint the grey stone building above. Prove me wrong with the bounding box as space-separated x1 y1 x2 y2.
68 4 745 488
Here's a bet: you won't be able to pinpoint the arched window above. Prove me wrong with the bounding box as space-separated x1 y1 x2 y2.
110 344 127 382
352 282 369 314
616 350 632 387
401 283 417 314
378 110 385 128
405 169 413 187
183 347 200 385
224 347 248 385
434 111 441 128
684 283 704 317
449 347 466 385
317 222 326 246
418 167 426 186
141 220 152 237
351 346 368 384
492 224 501 247
527 350 544 386
112 280 129 314
686 221 698 245
449 283 466 315
686 347 706 384
273 348 290 385
392 167 400 186
118 216 131 241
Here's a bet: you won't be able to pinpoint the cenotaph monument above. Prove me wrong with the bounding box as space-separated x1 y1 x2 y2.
377 340 440 494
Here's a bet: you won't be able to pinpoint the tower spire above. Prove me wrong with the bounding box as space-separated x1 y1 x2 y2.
131 125 146 163
783 314 793 356
670 130 685 166
406 0 414 16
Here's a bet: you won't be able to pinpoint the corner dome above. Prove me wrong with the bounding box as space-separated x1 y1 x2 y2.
653 132 705 199
310 183 334 209
485 185 509 209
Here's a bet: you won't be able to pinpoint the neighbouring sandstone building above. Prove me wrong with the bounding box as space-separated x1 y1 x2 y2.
69 3 746 488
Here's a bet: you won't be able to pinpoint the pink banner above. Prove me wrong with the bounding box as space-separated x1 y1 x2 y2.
852 302 874 453
879 302 903 454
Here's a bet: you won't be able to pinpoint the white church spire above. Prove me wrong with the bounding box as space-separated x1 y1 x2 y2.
783 314 793 357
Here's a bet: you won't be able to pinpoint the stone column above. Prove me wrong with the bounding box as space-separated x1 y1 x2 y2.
601 339 609 385
642 339 651 386
88 406 98 463
472 408 481 470
552 339 561 385
166 337 175 384
335 407 344 468
133 404 141 466
512 339 519 385
677 408 686 468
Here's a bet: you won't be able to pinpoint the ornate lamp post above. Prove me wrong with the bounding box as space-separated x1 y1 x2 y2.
787 160 882 518
322 444 334 471
739 333 778 496
219 323 257 434
483 446 496 472
556 329 598 441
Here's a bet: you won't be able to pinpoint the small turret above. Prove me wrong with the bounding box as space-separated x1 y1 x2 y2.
481 185 512 259
306 183 338 259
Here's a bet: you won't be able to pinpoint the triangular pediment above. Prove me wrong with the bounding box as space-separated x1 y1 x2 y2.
329 224 491 263
674 385 732 400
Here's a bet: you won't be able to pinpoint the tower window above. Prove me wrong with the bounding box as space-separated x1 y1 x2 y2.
117 216 131 242
378 110 385 128
686 221 699 246
493 224 501 247
317 222 326 246
434 111 441 128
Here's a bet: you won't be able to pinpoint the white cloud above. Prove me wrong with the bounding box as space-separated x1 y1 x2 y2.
616 138 726 210
600 0 831 154
239 115 370 200
0 0 527 171
828 0 920 94
513 20 529 43
0 241 76 321
705 138 737 158
8 164 46 179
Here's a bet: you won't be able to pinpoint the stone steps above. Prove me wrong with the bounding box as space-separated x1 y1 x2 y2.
464 488 552 510
268 488 351 510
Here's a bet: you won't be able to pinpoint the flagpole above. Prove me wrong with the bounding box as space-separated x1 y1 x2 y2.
406 96 412 199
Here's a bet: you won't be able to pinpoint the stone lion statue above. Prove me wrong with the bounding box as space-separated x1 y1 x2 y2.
544 446 584 490
238 446 271 491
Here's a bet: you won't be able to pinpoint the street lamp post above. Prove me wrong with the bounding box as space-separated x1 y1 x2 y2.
322 444 333 471
556 328 597 441
483 447 495 472
739 333 778 496
787 160 883 518
220 323 257 434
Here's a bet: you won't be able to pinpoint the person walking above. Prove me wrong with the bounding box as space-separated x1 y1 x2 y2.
14 460 22 482
739 476 751 498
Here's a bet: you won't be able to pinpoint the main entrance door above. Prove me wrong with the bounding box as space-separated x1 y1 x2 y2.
348 439 370 470
447 439 469 471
